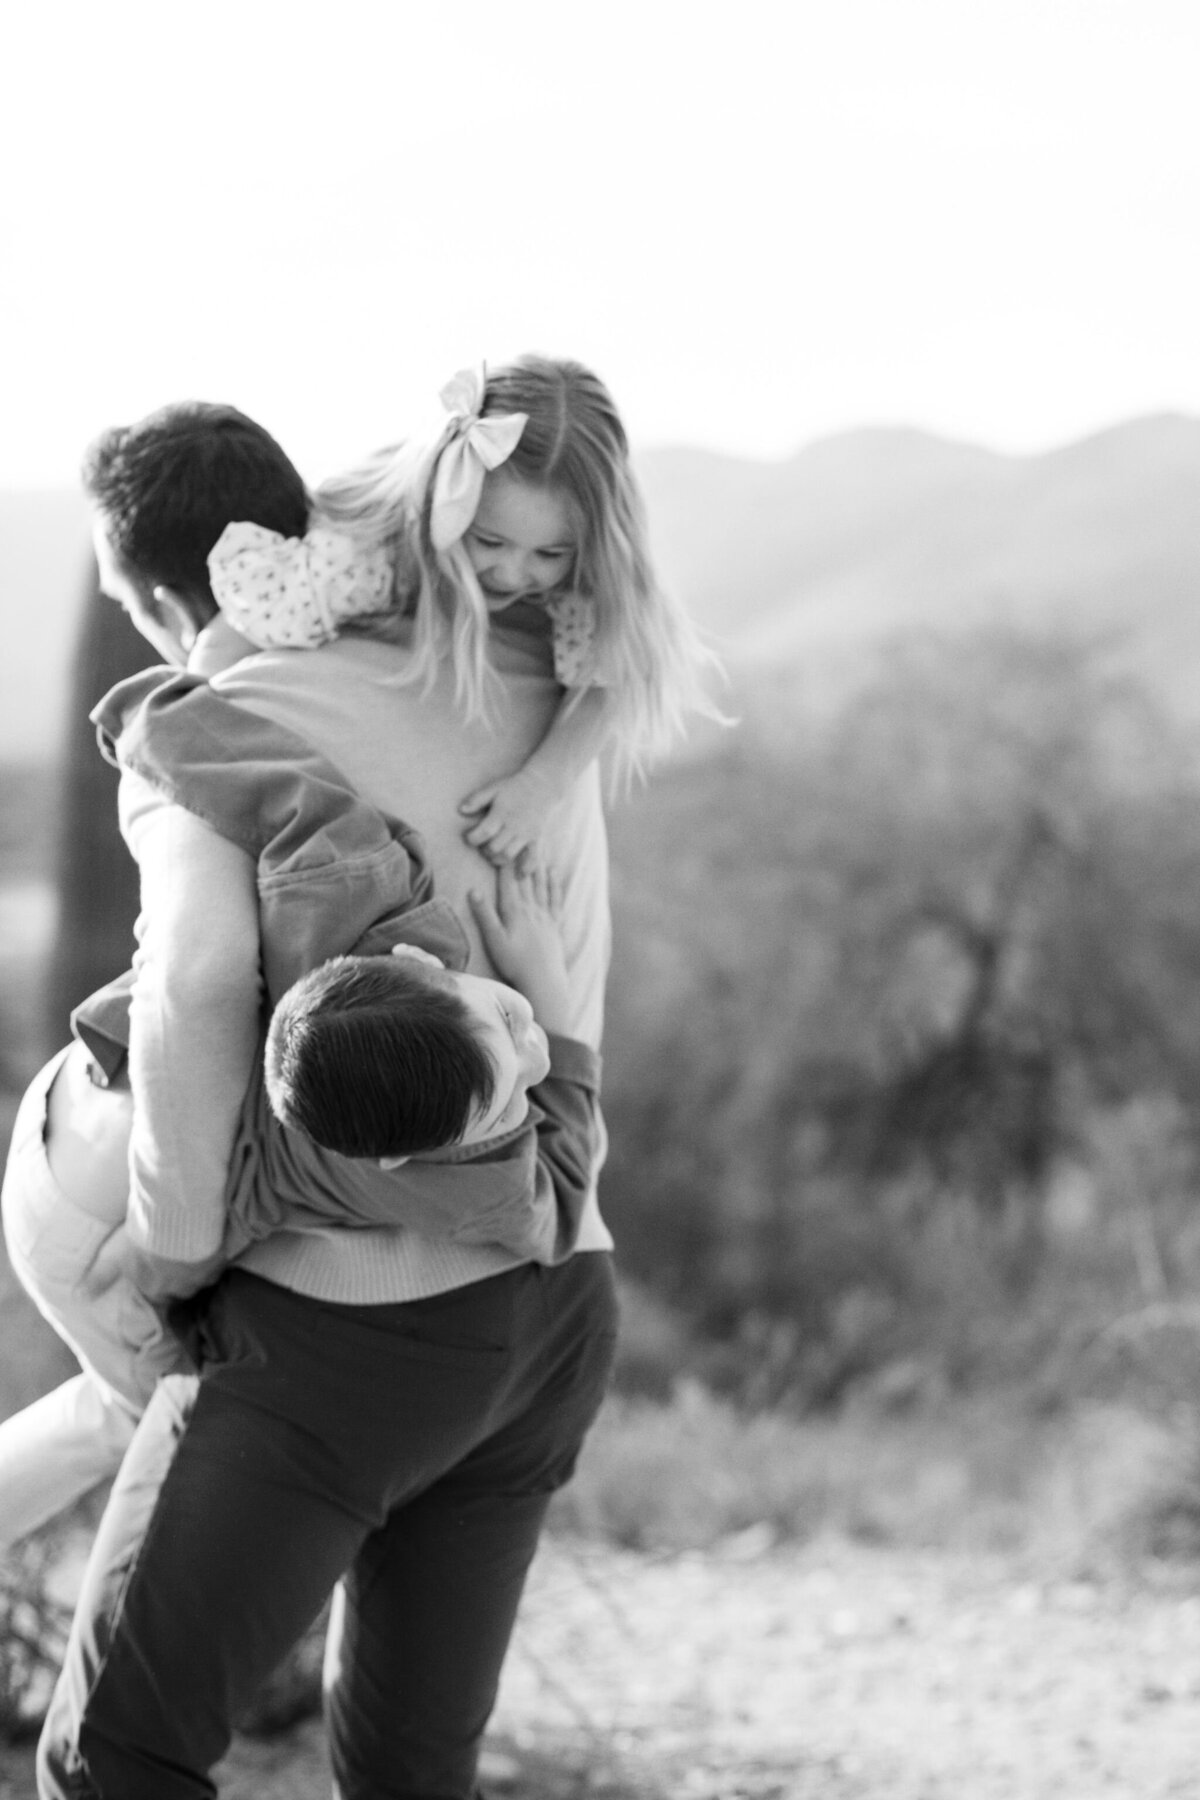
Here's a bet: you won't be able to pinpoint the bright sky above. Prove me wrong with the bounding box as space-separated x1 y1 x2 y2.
2 0 1198 485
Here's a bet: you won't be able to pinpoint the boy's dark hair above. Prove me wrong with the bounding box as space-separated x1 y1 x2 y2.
82 401 309 610
265 954 497 1159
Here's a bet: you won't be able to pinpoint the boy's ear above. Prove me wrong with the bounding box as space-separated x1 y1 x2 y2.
378 1154 410 1170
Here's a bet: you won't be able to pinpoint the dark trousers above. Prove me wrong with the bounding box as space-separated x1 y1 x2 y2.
37 1255 618 1800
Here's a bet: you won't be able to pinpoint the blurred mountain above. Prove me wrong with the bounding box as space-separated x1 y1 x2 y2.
637 413 1200 720
3 414 1200 765
0 489 90 764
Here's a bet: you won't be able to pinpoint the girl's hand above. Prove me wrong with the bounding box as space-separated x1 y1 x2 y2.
467 863 572 1034
459 767 561 869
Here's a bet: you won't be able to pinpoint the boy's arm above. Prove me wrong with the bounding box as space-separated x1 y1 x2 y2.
515 1033 602 1261
96 667 459 1004
459 687 617 866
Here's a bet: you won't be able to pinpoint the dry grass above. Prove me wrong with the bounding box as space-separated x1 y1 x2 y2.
550 1376 1200 1576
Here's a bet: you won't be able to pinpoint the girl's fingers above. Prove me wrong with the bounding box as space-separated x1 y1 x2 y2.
466 885 497 925
494 862 520 921
459 783 496 816
466 887 500 952
486 860 563 929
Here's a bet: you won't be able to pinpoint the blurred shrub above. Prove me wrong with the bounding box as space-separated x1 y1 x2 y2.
0 1530 71 1742
601 626 1200 1370
609 1276 697 1399
551 1380 1066 1558
554 1367 1200 1571
0 1513 328 1742
551 1384 837 1551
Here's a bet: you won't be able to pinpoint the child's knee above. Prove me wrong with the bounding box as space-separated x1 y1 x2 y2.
3 1047 130 1303
44 1040 133 1224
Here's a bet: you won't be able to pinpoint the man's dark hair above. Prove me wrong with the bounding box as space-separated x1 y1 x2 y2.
82 401 309 606
265 955 498 1158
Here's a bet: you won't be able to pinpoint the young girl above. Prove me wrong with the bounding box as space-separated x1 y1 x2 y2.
208 356 725 866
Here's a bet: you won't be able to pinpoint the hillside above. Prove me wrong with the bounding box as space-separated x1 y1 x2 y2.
638 414 1200 717
3 413 1200 764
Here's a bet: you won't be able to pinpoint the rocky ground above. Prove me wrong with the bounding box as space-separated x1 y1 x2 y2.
5 1532 1197 1799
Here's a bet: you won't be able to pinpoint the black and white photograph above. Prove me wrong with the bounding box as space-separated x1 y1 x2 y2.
1 3 1199 1795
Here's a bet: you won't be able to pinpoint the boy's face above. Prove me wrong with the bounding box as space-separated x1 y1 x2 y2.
92 514 190 665
451 971 551 1145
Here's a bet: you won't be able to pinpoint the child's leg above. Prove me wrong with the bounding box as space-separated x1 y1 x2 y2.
0 1046 184 1542
0 1372 137 1551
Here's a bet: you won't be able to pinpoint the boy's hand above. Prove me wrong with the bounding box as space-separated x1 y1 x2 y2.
468 864 572 1035
459 766 560 869
390 943 445 970
187 612 259 677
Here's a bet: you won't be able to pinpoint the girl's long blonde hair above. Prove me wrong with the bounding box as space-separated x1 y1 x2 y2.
315 355 724 784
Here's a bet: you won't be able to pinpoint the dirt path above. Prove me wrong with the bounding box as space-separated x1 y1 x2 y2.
481 1534 1200 1798
4 1535 1198 1798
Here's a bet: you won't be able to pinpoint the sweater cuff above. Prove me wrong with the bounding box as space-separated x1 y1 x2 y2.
546 1033 601 1090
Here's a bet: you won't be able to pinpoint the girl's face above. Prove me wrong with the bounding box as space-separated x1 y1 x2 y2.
464 470 576 609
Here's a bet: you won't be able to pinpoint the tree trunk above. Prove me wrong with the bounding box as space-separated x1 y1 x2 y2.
41 563 153 1056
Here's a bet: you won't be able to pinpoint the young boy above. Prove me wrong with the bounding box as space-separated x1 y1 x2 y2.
0 408 600 1551
259 871 599 1246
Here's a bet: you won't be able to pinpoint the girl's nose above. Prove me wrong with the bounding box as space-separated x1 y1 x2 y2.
491 550 526 590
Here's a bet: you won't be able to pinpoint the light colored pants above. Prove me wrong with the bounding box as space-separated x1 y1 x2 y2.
0 1046 184 1550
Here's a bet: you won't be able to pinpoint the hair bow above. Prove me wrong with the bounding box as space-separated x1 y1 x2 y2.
207 522 393 648
428 365 527 552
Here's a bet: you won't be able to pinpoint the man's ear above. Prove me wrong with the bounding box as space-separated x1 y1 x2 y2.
378 1154 410 1170
151 585 198 653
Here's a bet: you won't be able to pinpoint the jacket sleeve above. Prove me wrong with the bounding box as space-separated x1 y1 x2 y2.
122 776 264 1267
516 1035 602 1262
94 667 455 1003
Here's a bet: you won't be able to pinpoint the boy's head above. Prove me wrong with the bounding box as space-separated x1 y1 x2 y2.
265 949 551 1160
83 401 308 660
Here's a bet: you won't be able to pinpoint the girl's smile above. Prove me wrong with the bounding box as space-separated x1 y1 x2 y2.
465 470 576 607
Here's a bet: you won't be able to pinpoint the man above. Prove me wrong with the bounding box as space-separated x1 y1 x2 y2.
38 403 617 1800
